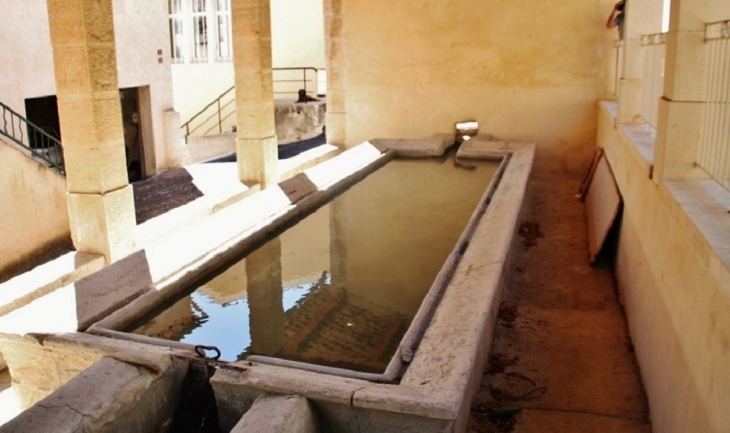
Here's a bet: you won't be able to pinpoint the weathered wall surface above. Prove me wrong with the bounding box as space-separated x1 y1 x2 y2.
271 0 326 69
335 0 617 173
0 1 56 112
0 141 70 277
597 106 730 433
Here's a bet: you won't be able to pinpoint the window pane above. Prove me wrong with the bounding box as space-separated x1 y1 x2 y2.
193 15 208 61
217 15 230 58
169 0 182 14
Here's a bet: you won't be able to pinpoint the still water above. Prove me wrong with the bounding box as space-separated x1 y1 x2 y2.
133 156 499 373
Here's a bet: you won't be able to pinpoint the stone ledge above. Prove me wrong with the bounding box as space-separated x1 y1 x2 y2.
0 252 104 319
0 356 187 433
600 100 654 178
231 395 316 433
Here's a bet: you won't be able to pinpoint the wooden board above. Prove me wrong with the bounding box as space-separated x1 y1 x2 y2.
585 154 622 263
578 148 604 201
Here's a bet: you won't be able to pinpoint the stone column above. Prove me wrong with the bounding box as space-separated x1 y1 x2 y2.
47 0 136 263
231 0 278 187
616 0 664 123
328 197 349 291
247 238 284 356
323 0 347 146
653 0 708 179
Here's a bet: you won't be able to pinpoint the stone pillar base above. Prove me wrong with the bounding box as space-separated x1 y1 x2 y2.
325 112 347 147
67 186 137 263
236 136 279 188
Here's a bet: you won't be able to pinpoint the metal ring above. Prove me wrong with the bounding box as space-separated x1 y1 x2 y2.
194 345 221 361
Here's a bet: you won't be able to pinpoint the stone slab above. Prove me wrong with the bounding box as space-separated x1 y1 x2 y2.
369 133 454 157
231 395 316 433
0 356 187 433
0 252 104 317
278 173 319 204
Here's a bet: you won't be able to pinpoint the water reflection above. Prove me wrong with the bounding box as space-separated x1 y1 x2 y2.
134 157 499 372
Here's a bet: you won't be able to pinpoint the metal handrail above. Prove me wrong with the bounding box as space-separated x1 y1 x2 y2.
180 66 320 140
0 101 65 176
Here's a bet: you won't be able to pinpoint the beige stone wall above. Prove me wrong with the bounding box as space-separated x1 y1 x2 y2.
333 0 618 173
0 141 70 275
597 106 730 433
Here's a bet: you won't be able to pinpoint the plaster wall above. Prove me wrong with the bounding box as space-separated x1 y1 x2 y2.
0 0 180 174
335 0 619 173
172 62 236 125
271 0 326 69
0 141 70 277
113 0 182 172
597 106 730 433
0 0 56 113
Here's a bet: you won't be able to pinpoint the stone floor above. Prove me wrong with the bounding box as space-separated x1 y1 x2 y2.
467 173 651 433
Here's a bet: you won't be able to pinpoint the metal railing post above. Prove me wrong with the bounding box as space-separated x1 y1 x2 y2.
0 100 65 175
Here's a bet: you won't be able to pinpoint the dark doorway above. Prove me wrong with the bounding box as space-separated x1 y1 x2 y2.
120 87 144 182
24 95 62 145
24 95 63 166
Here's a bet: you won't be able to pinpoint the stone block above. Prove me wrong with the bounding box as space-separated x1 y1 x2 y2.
63 145 129 194
230 395 317 433
82 0 116 44
0 357 187 433
51 47 92 97
653 98 706 180
47 0 85 47
663 30 707 102
66 186 136 263
617 78 643 124
278 173 319 204
87 47 120 92
369 133 454 157
235 100 276 137
236 136 279 187
324 112 347 147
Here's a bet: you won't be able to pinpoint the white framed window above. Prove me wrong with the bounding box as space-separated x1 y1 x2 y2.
168 0 232 63
191 0 208 62
216 0 232 60
169 0 184 62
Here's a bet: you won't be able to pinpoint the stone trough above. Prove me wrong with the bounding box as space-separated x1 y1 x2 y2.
0 136 533 432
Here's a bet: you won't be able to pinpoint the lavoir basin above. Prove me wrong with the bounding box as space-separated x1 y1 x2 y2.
80 138 534 432
128 157 499 375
